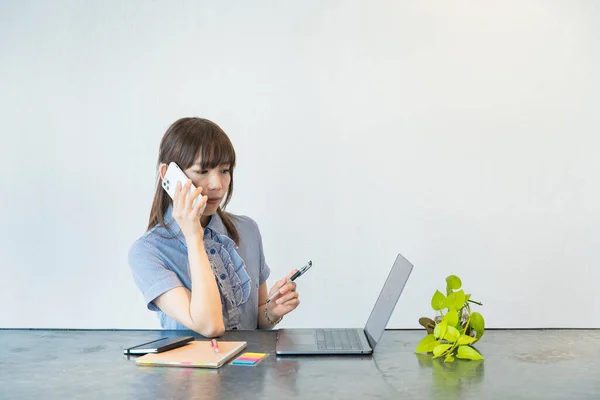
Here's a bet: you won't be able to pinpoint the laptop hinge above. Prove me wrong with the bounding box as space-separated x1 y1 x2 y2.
364 329 376 349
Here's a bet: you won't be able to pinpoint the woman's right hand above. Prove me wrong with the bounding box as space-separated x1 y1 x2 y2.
172 180 208 241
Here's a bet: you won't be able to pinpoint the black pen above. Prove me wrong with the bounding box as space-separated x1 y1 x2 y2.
265 261 312 304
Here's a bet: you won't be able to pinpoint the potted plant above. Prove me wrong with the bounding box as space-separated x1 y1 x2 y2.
415 275 485 362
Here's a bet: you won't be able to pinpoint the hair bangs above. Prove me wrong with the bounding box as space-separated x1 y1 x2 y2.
196 123 236 170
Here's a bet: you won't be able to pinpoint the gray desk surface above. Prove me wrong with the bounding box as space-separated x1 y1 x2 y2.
1 329 598 400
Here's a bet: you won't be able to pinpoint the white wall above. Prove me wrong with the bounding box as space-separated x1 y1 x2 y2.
1 0 598 329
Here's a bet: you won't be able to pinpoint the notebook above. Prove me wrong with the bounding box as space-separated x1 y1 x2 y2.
135 340 247 369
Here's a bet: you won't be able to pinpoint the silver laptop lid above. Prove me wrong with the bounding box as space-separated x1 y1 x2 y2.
363 253 413 349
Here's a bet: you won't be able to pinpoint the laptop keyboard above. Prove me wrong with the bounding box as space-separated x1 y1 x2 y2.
316 329 363 351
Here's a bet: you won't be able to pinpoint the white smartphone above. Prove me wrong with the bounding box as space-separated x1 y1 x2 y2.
162 162 207 214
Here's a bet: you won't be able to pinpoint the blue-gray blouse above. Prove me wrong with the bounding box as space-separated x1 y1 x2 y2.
128 206 270 330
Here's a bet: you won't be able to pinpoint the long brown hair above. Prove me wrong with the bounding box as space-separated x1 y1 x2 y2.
147 117 239 244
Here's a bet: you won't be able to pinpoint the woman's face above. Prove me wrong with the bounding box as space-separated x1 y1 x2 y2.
182 155 232 216
159 155 232 217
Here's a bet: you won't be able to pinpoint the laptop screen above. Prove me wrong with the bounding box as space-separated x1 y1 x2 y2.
363 253 413 349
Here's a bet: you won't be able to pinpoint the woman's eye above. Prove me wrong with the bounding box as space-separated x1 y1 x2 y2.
222 169 230 174
194 170 208 175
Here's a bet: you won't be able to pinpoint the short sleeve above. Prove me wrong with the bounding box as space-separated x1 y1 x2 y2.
253 220 271 285
128 238 183 311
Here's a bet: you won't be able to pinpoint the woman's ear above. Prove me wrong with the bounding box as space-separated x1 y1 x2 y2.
159 163 168 180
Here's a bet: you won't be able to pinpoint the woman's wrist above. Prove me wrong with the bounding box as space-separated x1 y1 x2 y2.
185 233 205 248
264 305 283 325
186 235 211 272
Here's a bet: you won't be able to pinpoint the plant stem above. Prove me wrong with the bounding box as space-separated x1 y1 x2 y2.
464 311 472 334
464 304 473 336
435 310 474 361
444 312 473 358
468 299 483 306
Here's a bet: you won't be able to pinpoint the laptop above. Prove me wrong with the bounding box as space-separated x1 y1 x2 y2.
276 253 413 355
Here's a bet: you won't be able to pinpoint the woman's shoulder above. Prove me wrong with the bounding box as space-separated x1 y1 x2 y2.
225 213 263 237
128 230 159 260
227 212 259 229
128 224 176 258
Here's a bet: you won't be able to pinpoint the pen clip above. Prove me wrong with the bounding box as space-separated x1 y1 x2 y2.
299 260 312 275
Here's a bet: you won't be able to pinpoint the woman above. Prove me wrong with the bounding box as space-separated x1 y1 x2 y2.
128 117 300 337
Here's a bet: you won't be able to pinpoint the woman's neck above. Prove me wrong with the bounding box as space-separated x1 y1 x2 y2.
201 214 212 227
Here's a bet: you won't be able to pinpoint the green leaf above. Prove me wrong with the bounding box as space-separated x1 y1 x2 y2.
465 294 471 302
431 290 447 311
434 320 448 340
446 275 462 292
457 335 477 345
446 290 466 310
415 334 440 353
443 309 459 327
470 312 485 342
444 354 455 363
456 345 483 360
444 326 460 342
433 343 452 358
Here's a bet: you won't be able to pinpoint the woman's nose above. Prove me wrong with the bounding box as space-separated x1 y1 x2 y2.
206 171 222 190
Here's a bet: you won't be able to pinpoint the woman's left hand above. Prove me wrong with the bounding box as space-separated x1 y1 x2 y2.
266 269 300 320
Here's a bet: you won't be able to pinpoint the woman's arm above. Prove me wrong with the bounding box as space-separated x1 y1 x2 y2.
154 236 224 337
154 180 225 337
257 270 300 329
257 283 280 329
